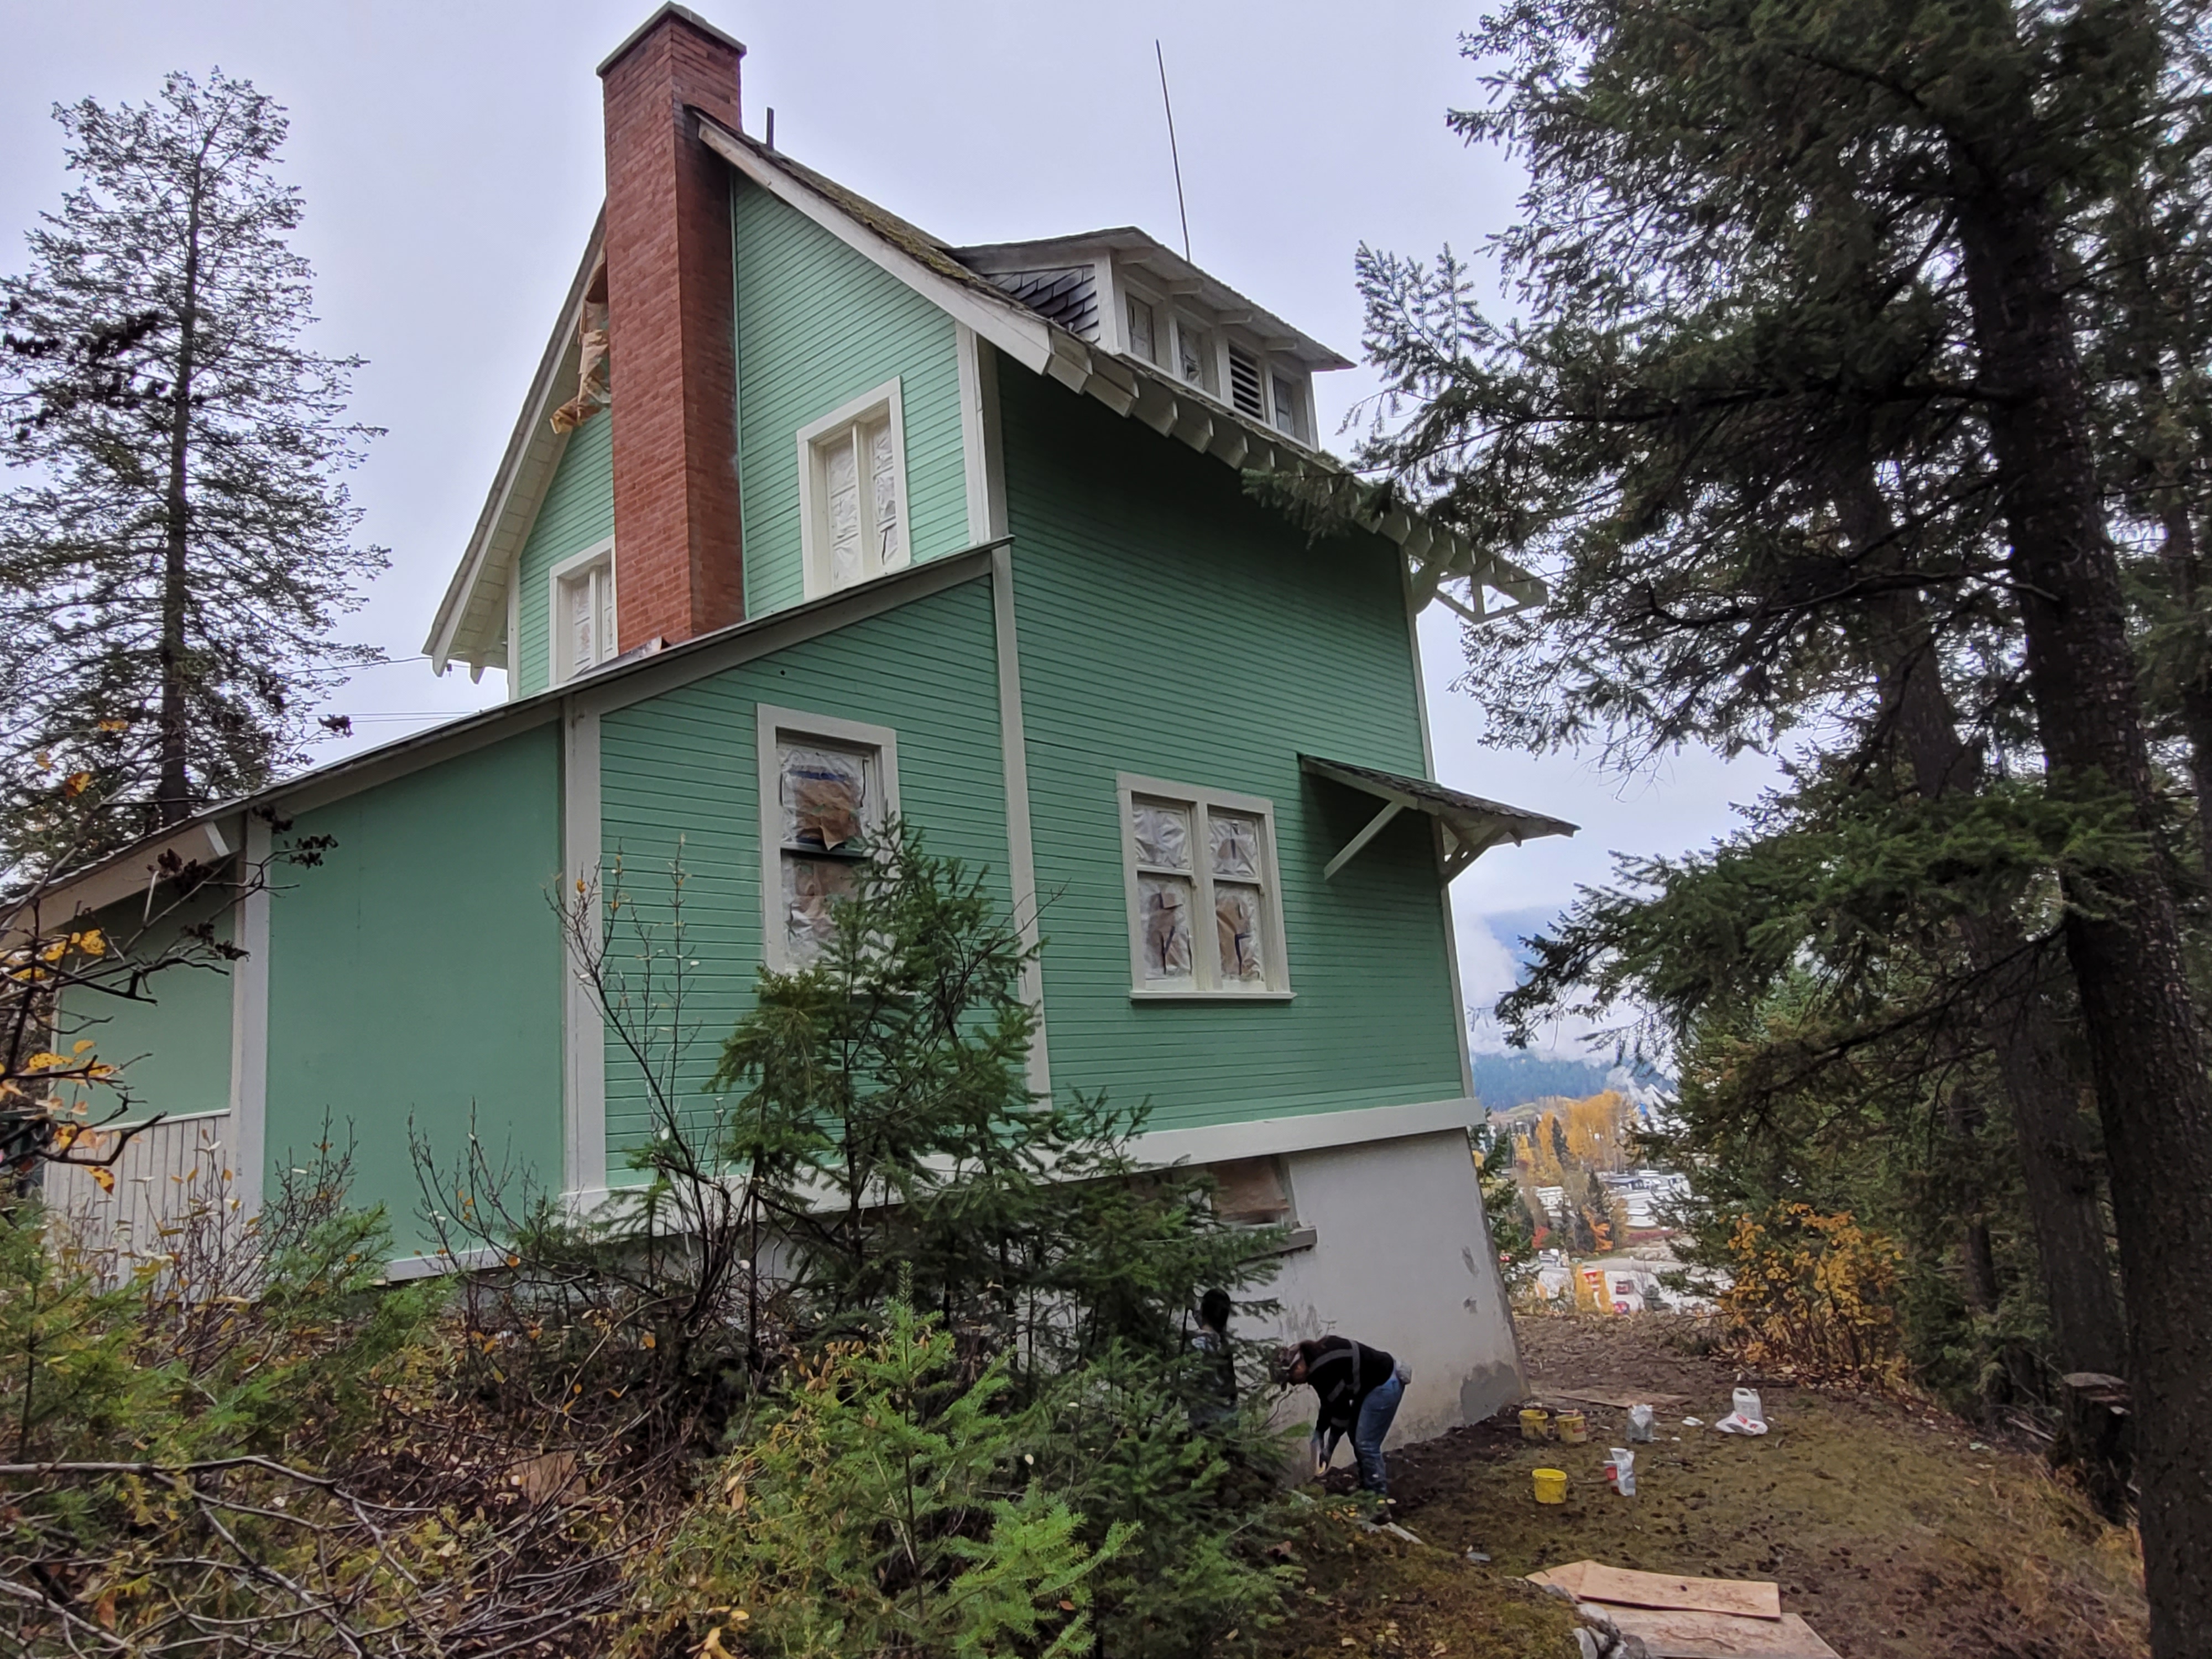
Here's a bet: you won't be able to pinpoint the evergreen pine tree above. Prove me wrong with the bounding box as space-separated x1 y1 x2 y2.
1340 3 2212 1636
0 70 384 867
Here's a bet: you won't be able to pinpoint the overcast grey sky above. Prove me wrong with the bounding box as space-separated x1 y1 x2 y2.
3 0 1775 1052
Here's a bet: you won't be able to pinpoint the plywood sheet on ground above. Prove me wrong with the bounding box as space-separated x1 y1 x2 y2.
1575 1564 1782 1619
1529 1383 1690 1410
1602 1608 1840 1659
1526 1561 1596 1595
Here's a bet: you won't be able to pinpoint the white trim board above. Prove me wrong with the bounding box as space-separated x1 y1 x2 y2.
561 698 607 1198
226 811 273 1220
989 544 1048 1098
1128 1095 1481 1171
546 537 618 687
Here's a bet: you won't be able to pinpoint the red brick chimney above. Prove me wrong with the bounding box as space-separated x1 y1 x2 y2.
598 4 746 651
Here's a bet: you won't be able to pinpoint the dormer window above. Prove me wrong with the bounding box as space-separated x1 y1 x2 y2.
1126 295 1160 365
1174 317 1214 392
797 379 910 598
1270 371 1308 443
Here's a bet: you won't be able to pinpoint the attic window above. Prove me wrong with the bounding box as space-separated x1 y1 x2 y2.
1227 348 1264 419
1174 319 1214 392
1126 295 1160 364
797 380 910 598
1271 372 1307 442
550 544 615 685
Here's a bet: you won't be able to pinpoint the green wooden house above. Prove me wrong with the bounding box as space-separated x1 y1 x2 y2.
45 5 1572 1441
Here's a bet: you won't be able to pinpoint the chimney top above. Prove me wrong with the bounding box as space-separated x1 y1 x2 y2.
598 4 747 79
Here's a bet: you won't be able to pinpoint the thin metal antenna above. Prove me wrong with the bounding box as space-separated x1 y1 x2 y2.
1155 40 1191 261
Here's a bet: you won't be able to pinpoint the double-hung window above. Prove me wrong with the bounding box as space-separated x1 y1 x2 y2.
797 379 910 598
758 707 900 970
550 542 616 684
1118 774 1291 998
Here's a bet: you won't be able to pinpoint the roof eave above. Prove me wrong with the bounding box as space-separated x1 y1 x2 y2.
424 211 607 676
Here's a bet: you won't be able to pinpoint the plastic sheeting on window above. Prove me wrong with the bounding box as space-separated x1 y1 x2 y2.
1214 883 1265 983
826 431 863 589
1140 874 1194 981
1131 800 1191 870
870 420 900 563
781 745 868 852
783 855 858 964
1208 812 1261 880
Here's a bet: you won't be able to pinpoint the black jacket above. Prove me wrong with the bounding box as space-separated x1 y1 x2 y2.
1303 1337 1395 1434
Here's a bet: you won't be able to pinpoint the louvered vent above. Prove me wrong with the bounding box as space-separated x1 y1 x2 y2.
985 267 1100 338
1227 348 1264 417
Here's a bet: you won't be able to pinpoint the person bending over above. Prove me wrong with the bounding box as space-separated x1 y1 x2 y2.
1281 1335 1408 1498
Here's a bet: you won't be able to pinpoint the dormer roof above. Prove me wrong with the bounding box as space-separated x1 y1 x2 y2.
951 229 1353 373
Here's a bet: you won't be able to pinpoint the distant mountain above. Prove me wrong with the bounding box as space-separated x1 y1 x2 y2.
1470 1051 1618 1110
1470 1050 1676 1116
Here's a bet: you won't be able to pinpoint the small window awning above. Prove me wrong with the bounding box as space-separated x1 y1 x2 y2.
1300 755 1577 881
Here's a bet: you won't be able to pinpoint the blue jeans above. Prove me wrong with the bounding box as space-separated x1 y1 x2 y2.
1322 1372 1405 1495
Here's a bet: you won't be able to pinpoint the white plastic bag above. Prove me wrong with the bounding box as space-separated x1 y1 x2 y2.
1605 1448 1636 1496
1717 1387 1768 1436
1627 1403 1655 1443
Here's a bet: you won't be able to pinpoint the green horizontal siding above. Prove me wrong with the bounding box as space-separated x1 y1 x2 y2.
596 577 1010 1177
265 728 566 1247
513 409 615 696
53 889 234 1127
734 180 968 616
1000 366 1464 1132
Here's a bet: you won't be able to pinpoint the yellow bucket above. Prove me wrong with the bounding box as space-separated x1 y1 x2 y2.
1519 1408 1553 1442
1532 1467 1568 1505
1554 1410 1588 1444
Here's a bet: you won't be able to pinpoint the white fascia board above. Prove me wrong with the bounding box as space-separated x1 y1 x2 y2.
1126 1096 1482 1170
695 117 1057 378
426 216 606 674
10 813 247 933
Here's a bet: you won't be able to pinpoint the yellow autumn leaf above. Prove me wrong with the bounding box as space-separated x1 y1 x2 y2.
72 1040 95 1055
50 1123 80 1154
90 1166 116 1194
98 718 129 732
63 771 91 797
73 930 105 957
22 1052 66 1072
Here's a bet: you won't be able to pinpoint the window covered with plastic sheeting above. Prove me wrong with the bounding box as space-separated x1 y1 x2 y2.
1117 776 1290 998
758 709 901 971
799 380 909 599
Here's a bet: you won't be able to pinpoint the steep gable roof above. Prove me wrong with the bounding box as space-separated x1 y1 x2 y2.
425 215 605 676
427 117 1540 675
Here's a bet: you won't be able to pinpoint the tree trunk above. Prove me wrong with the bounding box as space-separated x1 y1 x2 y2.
1957 176 2212 1655
1837 466 2128 1381
2154 497 2212 892
156 173 205 826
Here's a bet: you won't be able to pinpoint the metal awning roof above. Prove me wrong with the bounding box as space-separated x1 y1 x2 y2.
1300 755 1577 881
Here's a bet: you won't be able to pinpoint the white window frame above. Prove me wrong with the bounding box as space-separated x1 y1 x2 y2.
1265 365 1311 444
1116 773 1293 1001
1120 277 1166 367
796 378 911 601
548 539 617 686
757 705 901 972
1170 314 1215 394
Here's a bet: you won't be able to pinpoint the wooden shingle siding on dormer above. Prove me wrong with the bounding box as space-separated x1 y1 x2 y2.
513 411 615 696
733 180 969 616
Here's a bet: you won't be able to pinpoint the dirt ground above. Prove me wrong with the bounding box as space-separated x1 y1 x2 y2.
1314 1313 2149 1659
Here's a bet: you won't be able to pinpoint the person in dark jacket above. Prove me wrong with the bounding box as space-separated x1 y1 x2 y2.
1281 1335 1410 1497
1188 1288 1238 1429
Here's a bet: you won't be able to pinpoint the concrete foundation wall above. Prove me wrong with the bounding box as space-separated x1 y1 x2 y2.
1261 1128 1523 1449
